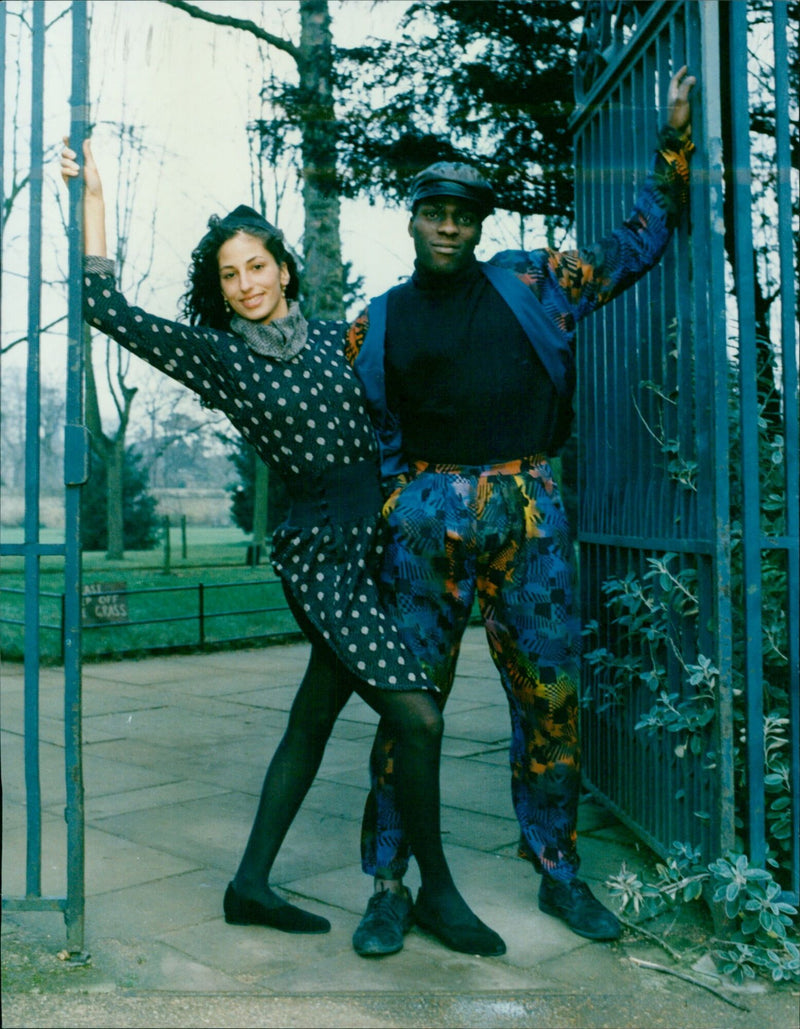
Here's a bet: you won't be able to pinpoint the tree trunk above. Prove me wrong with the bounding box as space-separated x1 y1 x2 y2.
719 2 781 436
84 325 137 560
298 0 344 319
105 437 126 560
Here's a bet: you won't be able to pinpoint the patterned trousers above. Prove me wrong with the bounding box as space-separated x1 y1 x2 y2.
362 456 583 882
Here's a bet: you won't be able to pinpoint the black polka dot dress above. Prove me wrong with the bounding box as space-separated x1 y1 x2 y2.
83 258 429 692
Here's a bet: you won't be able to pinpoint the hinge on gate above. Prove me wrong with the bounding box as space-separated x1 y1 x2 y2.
63 424 90 486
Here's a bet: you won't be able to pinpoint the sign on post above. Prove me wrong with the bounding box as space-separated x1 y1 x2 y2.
81 582 128 625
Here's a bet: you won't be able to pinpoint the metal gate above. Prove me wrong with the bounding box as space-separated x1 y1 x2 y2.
1 0 90 955
572 0 798 898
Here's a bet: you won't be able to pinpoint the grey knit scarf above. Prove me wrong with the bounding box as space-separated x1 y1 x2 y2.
231 301 308 360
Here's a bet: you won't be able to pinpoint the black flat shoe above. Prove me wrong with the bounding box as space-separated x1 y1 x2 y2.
223 882 330 934
413 895 506 957
538 876 620 940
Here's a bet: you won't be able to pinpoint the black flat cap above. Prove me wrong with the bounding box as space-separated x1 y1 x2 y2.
409 162 496 218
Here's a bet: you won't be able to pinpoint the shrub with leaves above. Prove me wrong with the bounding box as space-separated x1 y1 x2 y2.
606 844 799 983
582 554 718 759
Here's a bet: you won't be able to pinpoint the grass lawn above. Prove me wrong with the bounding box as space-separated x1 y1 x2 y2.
0 526 301 663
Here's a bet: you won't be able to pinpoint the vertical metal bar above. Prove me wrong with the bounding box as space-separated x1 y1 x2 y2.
773 0 800 900
727 0 765 866
199 582 205 646
699 0 735 859
0 2 6 243
683 0 713 852
688 3 710 533
571 0 744 863
63 0 90 956
23 0 46 900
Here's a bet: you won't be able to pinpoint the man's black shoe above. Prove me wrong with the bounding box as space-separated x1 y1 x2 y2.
538 876 621 940
414 892 506 957
352 887 414 957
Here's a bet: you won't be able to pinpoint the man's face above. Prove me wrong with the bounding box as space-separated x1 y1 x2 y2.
409 198 482 275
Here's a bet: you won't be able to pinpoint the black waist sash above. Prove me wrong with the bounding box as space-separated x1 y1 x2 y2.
286 460 383 527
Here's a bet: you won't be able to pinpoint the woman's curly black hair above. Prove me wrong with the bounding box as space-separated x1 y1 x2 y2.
180 210 300 331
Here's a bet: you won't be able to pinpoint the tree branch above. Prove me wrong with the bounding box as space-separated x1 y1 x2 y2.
617 916 683 961
159 0 301 63
0 315 67 356
628 957 750 1012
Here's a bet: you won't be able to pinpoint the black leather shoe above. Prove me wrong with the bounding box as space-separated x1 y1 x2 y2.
413 894 506 957
352 887 414 956
223 882 330 934
538 876 621 940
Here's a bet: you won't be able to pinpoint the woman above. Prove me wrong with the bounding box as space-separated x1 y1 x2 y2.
60 138 505 957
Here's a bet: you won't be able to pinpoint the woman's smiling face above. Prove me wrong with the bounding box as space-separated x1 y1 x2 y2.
218 232 290 324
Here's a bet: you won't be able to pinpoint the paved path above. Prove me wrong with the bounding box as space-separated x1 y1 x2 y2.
2 629 795 1027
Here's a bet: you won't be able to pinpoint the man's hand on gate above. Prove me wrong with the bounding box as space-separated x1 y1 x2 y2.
667 65 696 138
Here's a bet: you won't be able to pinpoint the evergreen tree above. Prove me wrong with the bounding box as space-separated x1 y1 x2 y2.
163 0 582 335
336 1 581 229
226 437 290 536
81 446 160 552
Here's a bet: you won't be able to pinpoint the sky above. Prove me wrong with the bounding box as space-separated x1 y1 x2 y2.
5 2 795 508
3 0 545 438
0 0 425 438
77 0 419 310
2 2 426 360
3 0 531 332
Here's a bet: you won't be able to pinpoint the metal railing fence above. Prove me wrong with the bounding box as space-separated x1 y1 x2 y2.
0 577 301 662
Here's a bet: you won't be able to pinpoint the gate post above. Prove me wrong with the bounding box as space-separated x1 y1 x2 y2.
62 0 91 958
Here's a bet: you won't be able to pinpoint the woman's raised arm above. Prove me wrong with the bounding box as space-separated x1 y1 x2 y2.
60 136 108 258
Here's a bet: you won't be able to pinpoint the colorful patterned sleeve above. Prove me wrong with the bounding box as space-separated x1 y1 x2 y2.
491 126 694 332
344 307 369 366
654 125 695 213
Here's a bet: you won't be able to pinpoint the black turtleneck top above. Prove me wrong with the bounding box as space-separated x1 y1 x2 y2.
384 257 558 464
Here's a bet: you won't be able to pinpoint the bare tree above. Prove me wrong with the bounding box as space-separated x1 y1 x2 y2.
2 2 43 227
80 121 164 560
161 0 345 319
0 366 65 492
1 2 69 356
0 370 28 490
133 377 231 489
159 0 348 555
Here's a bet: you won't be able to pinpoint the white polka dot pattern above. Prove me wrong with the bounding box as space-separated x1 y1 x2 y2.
82 265 427 692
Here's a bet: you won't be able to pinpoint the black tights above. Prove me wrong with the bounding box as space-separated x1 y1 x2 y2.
232 641 471 919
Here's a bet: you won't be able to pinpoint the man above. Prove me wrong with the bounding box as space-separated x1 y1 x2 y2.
346 67 696 958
